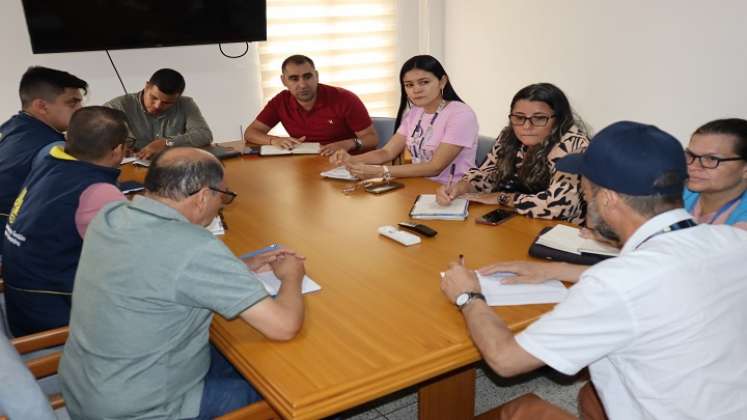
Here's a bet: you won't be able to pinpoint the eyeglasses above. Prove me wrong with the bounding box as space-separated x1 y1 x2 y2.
508 114 555 127
188 186 238 204
685 149 744 169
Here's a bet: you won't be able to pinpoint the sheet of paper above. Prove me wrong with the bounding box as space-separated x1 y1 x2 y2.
477 272 568 306
410 194 468 220
120 156 137 165
206 216 224 236
254 271 321 296
320 166 357 181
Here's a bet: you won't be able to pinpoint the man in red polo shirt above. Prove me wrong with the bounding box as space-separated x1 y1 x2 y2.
244 55 379 156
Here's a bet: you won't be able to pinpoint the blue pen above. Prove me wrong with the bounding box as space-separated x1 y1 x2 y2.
239 243 280 260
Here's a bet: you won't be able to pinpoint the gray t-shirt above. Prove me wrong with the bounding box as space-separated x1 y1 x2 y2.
105 91 213 149
59 196 268 419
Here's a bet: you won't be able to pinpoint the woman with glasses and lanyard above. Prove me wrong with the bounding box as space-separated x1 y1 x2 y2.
683 118 747 228
437 83 589 224
329 55 478 184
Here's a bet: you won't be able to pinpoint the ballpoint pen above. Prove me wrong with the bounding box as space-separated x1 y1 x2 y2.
239 243 280 260
447 163 456 189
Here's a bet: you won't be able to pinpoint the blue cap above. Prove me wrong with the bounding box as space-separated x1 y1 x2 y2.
556 121 686 196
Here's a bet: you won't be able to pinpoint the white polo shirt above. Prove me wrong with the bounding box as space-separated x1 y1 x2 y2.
516 209 747 420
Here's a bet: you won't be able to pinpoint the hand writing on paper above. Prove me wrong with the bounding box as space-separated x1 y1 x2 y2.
269 254 306 283
440 261 481 302
435 180 469 205
245 248 305 273
137 138 168 159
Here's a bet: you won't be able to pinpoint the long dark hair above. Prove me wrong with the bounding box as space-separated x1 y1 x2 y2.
393 55 463 134
493 83 582 193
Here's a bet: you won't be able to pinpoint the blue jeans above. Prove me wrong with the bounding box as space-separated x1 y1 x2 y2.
190 344 263 419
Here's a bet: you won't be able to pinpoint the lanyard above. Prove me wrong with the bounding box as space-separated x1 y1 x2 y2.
634 219 697 250
410 100 447 160
706 193 743 224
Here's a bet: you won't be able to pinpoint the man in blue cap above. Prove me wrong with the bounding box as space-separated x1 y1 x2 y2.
441 121 747 419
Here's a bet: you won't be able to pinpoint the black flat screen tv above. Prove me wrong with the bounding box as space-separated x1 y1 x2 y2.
22 1 267 54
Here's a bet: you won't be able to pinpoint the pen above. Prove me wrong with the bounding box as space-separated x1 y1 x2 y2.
447 164 456 189
240 243 280 260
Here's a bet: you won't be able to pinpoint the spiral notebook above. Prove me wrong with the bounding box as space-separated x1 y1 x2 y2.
409 194 469 220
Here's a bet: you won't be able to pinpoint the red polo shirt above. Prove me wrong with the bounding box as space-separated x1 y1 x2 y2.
255 84 372 144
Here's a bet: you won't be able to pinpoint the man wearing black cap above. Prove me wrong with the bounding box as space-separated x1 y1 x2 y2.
441 121 747 419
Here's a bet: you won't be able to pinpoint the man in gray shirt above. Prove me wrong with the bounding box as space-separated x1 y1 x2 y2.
105 68 213 160
59 147 305 419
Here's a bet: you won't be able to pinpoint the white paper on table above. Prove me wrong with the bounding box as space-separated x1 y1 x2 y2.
120 156 137 165
206 216 224 236
320 166 357 181
254 271 321 296
476 272 568 306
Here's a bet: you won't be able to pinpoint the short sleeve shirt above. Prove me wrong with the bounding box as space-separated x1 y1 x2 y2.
396 101 478 184
59 196 269 419
515 209 747 419
255 83 372 144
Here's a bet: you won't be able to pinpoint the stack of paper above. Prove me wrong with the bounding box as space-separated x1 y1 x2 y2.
260 142 320 156
536 224 619 257
320 166 357 181
254 271 321 296
477 272 568 306
409 194 468 220
206 216 225 236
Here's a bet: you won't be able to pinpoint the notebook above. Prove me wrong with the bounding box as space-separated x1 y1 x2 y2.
535 224 619 257
132 158 151 167
476 272 568 306
260 142 321 156
120 156 137 165
409 194 469 220
254 271 321 296
320 166 357 181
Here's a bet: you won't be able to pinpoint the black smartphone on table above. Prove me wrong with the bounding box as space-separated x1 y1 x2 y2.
476 208 515 225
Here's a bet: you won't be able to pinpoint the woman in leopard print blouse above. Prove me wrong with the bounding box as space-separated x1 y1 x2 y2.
437 83 589 224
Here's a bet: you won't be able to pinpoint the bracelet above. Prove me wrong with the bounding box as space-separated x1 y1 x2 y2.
382 165 392 182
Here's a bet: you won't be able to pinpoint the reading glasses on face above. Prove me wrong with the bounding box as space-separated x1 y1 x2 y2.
188 186 237 204
685 149 744 169
508 114 555 127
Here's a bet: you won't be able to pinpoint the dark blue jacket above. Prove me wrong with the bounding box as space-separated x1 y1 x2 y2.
2 146 120 336
0 112 65 236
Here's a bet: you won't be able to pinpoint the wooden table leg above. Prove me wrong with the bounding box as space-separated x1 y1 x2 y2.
418 366 476 420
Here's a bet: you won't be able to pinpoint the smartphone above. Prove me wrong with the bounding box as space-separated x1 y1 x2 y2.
365 181 404 194
476 208 515 225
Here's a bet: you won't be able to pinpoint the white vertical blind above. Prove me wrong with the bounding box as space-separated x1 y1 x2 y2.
259 0 399 118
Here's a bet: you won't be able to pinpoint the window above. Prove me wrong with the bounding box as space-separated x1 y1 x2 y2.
259 0 399 118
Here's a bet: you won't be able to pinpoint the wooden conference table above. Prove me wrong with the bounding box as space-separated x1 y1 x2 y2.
121 147 558 419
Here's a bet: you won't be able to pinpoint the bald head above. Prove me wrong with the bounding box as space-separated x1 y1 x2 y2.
144 147 224 201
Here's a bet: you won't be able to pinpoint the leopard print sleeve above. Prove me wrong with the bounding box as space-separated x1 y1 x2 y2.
464 135 501 193
513 128 589 224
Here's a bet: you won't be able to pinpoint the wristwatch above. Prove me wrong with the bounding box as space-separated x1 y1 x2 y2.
455 291 486 310
165 138 175 147
352 137 363 152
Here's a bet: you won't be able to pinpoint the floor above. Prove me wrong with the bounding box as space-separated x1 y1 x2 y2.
333 363 585 420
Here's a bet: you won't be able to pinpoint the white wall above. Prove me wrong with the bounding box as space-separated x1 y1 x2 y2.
0 1 263 142
443 0 747 143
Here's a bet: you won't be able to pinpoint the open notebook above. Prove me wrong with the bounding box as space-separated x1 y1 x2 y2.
260 142 320 156
321 166 357 181
535 224 619 257
476 272 568 306
409 194 469 220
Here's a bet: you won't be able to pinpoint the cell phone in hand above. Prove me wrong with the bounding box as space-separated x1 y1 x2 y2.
476 208 515 225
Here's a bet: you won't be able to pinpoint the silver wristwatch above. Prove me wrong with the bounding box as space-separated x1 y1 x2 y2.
352 137 363 151
455 291 486 310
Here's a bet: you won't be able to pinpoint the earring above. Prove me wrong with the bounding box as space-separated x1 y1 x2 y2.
440 87 444 97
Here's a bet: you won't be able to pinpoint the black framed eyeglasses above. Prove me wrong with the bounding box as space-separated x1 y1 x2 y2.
508 114 555 127
188 186 237 204
685 149 744 169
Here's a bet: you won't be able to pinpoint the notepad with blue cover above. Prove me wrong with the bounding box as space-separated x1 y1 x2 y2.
409 194 469 220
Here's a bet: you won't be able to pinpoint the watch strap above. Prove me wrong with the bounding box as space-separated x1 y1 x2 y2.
457 291 486 310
